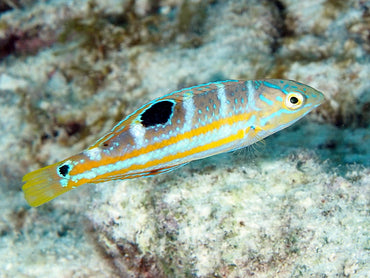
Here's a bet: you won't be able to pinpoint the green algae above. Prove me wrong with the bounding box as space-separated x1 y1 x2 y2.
58 2 125 59
58 0 162 55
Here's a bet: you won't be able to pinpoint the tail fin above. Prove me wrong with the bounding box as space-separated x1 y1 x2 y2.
22 163 73 207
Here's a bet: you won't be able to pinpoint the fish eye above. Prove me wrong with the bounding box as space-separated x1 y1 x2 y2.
290 96 299 104
285 93 304 110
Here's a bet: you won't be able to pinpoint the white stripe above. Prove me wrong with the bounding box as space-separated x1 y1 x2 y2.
182 93 195 132
247 80 260 111
217 84 228 117
247 81 255 106
130 122 146 148
83 148 102 161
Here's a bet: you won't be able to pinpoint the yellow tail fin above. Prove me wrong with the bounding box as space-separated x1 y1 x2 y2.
22 163 73 207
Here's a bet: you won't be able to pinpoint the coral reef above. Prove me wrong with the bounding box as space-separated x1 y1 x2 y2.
0 0 368 277
90 146 369 277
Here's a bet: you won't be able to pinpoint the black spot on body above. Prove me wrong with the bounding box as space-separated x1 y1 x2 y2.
140 101 174 128
58 164 70 177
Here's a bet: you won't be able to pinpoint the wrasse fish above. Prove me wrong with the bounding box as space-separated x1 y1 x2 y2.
22 79 325 207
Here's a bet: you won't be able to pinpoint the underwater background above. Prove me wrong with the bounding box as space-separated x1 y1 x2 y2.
0 0 369 277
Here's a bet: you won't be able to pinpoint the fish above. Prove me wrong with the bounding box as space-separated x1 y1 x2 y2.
22 79 325 207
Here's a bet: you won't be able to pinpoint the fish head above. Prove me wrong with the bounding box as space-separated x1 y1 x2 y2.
253 79 325 136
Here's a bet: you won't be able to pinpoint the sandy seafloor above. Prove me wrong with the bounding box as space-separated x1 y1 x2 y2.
0 0 369 277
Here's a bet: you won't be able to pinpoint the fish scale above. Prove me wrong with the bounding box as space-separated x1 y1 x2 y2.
22 79 325 207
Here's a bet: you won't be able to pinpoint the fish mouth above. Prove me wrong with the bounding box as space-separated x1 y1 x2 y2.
317 93 326 106
310 90 326 107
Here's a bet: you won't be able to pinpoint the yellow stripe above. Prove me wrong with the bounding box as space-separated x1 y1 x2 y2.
70 112 253 183
72 112 253 176
84 127 247 183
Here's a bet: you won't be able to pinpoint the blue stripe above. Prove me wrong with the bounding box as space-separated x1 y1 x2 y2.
260 108 296 126
263 81 288 95
262 81 281 90
259 95 274 106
